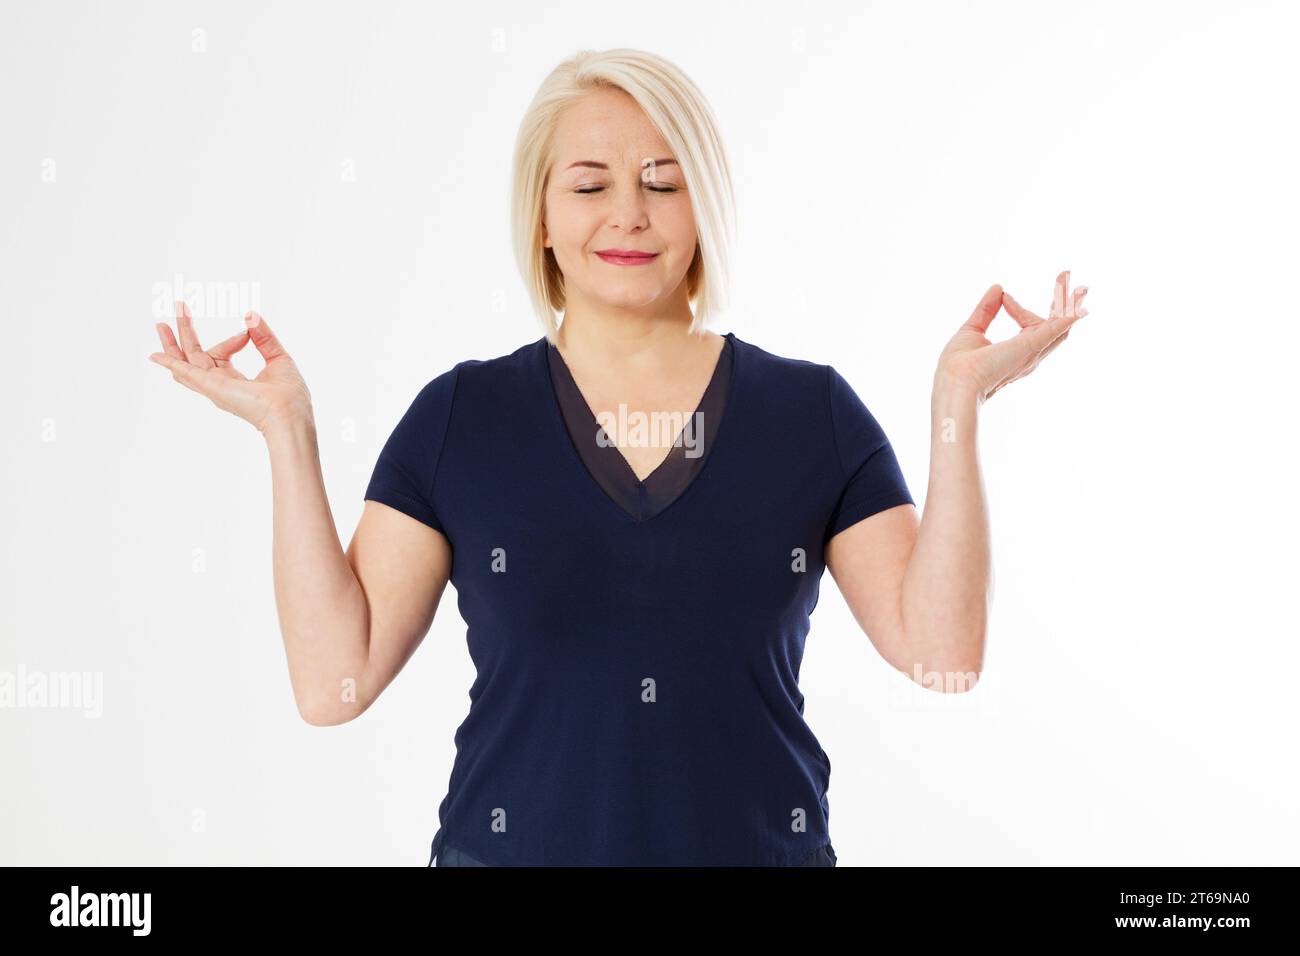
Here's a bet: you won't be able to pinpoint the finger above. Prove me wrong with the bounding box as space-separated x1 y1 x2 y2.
960 283 1005 334
1050 270 1070 318
155 322 185 360
176 301 217 370
1001 290 1046 330
186 348 216 370
176 301 203 353
243 311 290 363
207 328 252 364
148 350 220 399
1071 285 1089 317
1047 311 1081 343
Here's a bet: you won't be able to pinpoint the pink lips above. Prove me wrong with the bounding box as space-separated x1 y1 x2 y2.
595 249 659 266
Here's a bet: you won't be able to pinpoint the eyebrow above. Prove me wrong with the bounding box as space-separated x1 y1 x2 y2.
564 158 679 171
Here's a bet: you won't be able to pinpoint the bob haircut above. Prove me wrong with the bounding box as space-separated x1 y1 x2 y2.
511 48 737 343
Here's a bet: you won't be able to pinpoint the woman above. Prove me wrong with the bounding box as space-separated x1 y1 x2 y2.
146 48 1088 867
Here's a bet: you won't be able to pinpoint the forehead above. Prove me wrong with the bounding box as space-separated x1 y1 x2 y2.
550 89 673 168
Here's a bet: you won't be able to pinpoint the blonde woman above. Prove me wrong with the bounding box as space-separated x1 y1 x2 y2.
147 48 1088 867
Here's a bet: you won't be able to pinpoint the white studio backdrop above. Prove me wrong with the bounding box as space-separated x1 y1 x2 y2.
1 0 1296 865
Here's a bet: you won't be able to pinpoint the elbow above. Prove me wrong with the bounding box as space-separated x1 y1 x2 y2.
928 613 987 694
908 664 982 694
293 663 374 726
945 665 983 693
296 698 333 727
296 695 358 727
938 630 987 692
898 628 985 694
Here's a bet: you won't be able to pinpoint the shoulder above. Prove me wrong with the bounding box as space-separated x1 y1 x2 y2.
730 333 889 446
733 334 879 395
730 333 850 421
730 333 832 392
450 337 539 395
405 337 542 415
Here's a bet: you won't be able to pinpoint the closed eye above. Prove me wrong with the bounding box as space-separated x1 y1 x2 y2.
576 185 679 194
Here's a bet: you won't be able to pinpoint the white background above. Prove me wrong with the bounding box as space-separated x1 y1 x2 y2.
2 0 1296 865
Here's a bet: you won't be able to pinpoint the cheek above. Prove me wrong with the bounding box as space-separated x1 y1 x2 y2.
661 204 698 248
546 203 603 250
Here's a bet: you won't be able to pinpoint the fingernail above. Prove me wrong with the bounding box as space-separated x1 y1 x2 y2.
244 312 260 329
174 300 183 318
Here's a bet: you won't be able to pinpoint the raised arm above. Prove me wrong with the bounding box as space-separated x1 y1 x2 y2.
826 274 1089 692
148 305 451 725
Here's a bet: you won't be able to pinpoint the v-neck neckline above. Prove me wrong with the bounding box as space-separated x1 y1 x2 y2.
536 330 741 526
550 333 731 485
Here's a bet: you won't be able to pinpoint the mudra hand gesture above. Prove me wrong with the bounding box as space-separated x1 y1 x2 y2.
147 302 314 435
937 271 1089 403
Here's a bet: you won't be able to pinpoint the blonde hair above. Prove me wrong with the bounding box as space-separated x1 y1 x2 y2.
510 48 737 343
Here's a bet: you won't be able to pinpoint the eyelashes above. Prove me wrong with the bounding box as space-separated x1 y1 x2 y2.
575 185 679 195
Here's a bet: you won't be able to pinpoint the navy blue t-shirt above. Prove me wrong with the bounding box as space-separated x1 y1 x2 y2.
364 331 914 866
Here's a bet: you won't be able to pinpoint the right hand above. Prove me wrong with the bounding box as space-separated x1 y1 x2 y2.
148 301 313 435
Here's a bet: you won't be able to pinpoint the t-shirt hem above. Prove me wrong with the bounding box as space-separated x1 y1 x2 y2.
433 834 833 867
825 490 915 544
365 486 445 535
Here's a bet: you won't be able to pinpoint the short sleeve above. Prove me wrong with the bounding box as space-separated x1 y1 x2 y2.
364 364 461 535
824 365 914 544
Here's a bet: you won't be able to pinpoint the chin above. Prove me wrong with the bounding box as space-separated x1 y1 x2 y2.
597 290 665 310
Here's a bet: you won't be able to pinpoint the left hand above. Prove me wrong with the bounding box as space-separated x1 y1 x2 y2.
936 271 1088 402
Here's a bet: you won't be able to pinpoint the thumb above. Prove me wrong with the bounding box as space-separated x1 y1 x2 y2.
244 312 289 363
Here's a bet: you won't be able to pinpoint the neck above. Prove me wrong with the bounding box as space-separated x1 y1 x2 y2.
554 291 713 375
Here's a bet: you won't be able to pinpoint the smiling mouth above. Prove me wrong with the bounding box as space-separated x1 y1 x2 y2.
595 251 660 265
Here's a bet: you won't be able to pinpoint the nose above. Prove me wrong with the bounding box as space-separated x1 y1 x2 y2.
607 180 650 233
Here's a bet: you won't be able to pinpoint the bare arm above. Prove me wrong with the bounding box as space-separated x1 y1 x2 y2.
148 305 451 725
826 274 1089 692
264 417 452 725
825 375 985 690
